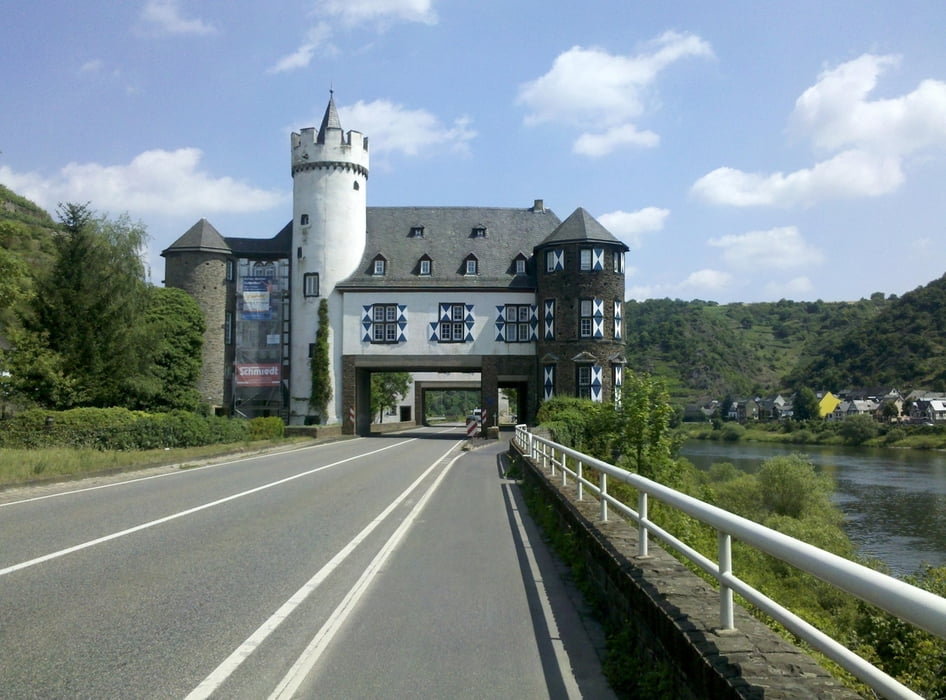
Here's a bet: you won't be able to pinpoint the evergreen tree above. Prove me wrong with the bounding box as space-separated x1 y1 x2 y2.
308 299 332 420
17 204 151 408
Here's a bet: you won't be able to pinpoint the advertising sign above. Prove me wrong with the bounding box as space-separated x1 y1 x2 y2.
235 363 281 387
242 277 274 320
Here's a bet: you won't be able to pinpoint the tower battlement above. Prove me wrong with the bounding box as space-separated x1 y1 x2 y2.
290 127 369 173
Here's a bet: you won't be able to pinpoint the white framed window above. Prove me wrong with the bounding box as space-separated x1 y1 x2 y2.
419 258 431 275
546 250 556 272
515 258 526 275
502 304 532 343
226 259 234 282
580 248 592 271
465 257 478 275
370 303 400 344
303 272 319 297
580 299 593 338
577 365 592 399
409 226 424 238
438 303 468 343
471 226 487 238
373 259 386 275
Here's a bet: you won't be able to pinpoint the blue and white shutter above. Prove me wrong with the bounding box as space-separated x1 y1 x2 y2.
543 300 555 340
613 300 622 340
592 248 604 271
593 299 604 338
543 364 556 400
591 365 603 402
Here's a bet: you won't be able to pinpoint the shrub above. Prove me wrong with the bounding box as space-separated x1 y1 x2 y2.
248 416 285 441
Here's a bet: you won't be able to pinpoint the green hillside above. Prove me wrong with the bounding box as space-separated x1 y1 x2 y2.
623 296 891 404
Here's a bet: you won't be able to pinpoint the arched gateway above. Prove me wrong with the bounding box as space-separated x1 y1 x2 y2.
162 94 628 434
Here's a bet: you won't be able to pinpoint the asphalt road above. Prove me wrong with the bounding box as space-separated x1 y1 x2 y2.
0 426 614 699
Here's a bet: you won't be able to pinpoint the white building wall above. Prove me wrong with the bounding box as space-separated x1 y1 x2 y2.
341 290 540 359
289 125 369 424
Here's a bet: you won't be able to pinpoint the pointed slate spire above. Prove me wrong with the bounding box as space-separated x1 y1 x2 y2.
162 218 231 255
317 90 343 144
536 207 628 250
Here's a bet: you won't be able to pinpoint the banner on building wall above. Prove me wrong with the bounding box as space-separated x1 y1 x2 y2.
235 363 281 386
241 277 276 320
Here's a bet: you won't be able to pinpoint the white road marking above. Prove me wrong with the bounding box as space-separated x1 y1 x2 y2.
186 441 463 700
0 439 414 578
268 449 464 700
503 482 583 699
0 439 364 509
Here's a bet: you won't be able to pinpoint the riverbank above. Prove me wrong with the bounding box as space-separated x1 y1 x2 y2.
681 419 946 450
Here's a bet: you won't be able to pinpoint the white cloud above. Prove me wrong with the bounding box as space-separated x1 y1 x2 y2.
319 0 437 26
793 54 946 155
679 268 733 291
272 0 437 73
0 149 285 217
692 149 904 206
517 32 713 156
573 124 659 157
269 23 334 73
598 207 669 248
764 276 814 297
708 226 824 269
79 59 104 74
140 0 216 36
341 99 475 156
693 53 946 207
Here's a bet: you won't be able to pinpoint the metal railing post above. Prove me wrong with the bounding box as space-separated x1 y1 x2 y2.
718 532 735 630
600 472 608 521
577 460 584 500
638 491 649 557
562 455 568 486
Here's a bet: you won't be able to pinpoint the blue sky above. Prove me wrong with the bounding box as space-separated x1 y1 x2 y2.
2 0 945 303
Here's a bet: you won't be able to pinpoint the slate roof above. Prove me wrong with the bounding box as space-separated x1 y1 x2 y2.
226 221 293 259
535 207 628 251
337 205 562 290
162 218 231 255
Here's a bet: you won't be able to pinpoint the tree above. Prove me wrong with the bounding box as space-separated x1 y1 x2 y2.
838 413 878 445
17 204 151 408
133 287 205 411
308 299 332 420
618 371 677 483
793 386 820 421
371 372 411 422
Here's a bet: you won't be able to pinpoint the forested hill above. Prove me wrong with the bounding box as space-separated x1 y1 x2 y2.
622 295 890 404
0 184 58 268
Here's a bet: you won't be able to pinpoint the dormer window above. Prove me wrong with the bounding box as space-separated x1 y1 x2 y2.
471 226 487 238
464 255 479 276
514 255 527 275
409 226 425 238
419 255 432 276
373 256 387 275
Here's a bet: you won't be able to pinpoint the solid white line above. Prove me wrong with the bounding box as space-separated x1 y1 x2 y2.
0 439 413 578
504 483 582 699
268 450 464 700
0 439 365 509
186 441 462 700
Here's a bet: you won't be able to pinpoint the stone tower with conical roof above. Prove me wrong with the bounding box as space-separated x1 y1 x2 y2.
533 208 629 405
162 218 235 408
289 93 370 424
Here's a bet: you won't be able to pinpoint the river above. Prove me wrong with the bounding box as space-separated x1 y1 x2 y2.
680 440 946 577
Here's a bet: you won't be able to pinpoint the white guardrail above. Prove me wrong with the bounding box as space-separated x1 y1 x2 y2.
513 425 946 700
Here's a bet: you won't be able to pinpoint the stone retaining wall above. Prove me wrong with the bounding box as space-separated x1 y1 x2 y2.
512 442 863 699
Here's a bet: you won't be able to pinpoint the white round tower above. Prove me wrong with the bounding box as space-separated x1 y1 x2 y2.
289 93 369 424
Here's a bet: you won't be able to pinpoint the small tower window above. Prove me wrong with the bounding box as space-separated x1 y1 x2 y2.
226 259 234 281
580 248 592 271
303 272 319 297
300 214 309 225
353 181 360 190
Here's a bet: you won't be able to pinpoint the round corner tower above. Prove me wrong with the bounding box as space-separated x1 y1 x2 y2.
289 93 369 425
